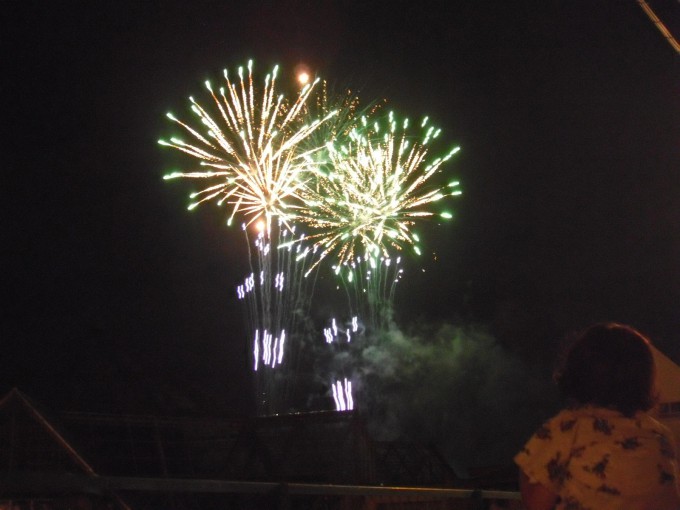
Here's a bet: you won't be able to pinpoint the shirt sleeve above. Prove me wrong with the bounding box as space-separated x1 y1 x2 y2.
514 410 578 494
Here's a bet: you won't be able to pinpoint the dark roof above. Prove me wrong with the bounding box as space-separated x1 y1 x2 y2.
0 389 458 488
0 388 133 509
0 388 96 475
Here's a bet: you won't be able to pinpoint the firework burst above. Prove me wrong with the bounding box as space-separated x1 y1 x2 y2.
159 60 337 228
296 111 461 270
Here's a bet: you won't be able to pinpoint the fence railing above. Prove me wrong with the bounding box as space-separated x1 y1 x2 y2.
0 472 523 509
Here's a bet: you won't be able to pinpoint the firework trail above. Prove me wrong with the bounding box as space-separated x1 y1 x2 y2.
237 220 321 412
321 316 362 411
160 61 338 415
297 111 461 409
292 111 461 332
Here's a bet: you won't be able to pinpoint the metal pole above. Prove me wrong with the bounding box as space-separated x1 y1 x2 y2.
637 0 680 54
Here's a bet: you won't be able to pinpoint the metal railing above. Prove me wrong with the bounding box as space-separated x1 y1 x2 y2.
0 472 523 509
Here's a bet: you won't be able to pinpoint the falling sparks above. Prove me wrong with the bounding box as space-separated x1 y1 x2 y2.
332 378 354 411
253 329 287 370
323 316 361 343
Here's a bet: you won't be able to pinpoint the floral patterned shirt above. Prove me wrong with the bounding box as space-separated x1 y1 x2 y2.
514 406 680 510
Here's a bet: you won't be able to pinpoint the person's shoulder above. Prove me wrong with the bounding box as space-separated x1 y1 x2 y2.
634 411 675 435
554 405 628 432
540 407 588 434
528 406 625 442
553 405 610 422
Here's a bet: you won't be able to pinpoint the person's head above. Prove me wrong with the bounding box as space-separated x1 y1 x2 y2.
555 322 657 416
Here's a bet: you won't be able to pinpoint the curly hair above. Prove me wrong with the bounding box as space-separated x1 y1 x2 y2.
554 323 657 416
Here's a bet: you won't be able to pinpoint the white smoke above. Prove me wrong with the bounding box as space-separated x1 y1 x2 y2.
349 322 558 474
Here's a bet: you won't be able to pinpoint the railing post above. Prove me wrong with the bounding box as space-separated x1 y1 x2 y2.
470 489 485 510
269 482 290 510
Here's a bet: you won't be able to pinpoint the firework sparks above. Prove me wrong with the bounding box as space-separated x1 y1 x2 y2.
295 111 461 270
332 378 354 411
160 61 463 415
160 60 337 228
323 316 361 343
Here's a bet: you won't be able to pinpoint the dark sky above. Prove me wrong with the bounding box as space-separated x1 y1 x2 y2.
2 1 679 418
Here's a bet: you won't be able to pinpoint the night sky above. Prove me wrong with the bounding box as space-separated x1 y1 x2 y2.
2 1 679 425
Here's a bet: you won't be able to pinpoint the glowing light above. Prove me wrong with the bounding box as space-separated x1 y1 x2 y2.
294 63 313 87
297 72 310 86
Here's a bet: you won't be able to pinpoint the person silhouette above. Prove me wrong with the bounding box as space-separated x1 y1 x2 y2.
515 322 680 510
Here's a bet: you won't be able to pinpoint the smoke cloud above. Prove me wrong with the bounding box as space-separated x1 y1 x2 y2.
336 322 558 475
